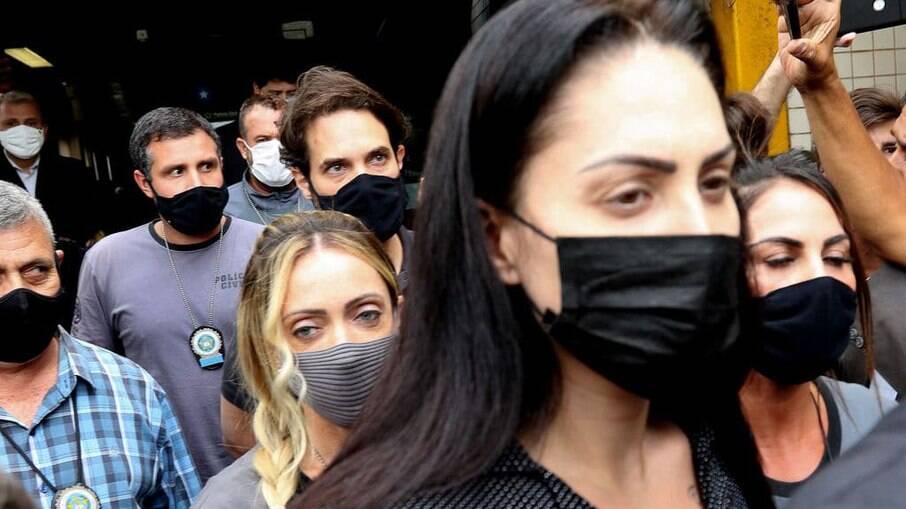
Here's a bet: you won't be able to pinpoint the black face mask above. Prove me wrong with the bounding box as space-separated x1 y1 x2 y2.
153 185 228 236
754 276 857 386
512 215 743 401
0 288 64 363
314 174 406 242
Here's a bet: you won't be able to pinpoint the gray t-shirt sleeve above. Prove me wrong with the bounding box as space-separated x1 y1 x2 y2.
71 245 116 351
192 448 265 509
826 377 897 452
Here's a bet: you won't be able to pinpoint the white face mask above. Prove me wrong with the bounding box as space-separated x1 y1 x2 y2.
244 139 294 188
0 125 45 159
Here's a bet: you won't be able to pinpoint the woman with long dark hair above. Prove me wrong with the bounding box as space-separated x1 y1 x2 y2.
735 151 895 507
295 0 773 507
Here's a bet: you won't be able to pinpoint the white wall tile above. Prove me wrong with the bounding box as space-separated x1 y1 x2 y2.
787 88 804 108
835 45 852 54
854 77 877 89
788 108 811 134
875 28 895 49
896 49 906 74
875 50 897 75
843 78 855 91
897 74 906 95
835 53 853 78
852 52 875 77
876 75 897 92
791 134 813 150
896 26 906 48
852 33 874 51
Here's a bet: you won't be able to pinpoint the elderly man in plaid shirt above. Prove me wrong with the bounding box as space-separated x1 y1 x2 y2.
0 181 200 509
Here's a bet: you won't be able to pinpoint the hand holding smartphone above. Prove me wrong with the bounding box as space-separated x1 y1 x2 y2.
781 0 802 40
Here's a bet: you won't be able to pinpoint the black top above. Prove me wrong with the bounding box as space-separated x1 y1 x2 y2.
766 379 842 499
398 428 748 509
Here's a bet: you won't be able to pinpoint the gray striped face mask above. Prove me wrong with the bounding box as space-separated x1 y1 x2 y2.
294 335 395 428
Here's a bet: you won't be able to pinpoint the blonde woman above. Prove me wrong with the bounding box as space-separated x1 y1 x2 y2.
193 211 400 508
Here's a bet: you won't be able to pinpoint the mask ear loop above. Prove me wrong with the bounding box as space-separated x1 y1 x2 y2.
506 209 557 243
239 139 254 167
503 209 559 329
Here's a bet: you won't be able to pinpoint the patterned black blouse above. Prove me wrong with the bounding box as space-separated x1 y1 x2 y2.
398 426 748 509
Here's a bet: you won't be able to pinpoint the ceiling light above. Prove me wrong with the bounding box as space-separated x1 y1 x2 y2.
4 48 52 68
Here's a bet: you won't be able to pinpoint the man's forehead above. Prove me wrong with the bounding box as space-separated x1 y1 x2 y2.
0 102 41 119
245 106 282 132
0 220 55 262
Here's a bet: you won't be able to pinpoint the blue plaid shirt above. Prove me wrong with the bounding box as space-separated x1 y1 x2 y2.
0 329 201 508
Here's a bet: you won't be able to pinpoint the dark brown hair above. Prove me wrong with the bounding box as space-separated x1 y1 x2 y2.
725 92 771 168
850 87 902 130
279 66 411 178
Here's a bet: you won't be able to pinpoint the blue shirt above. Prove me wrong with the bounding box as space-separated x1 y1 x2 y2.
0 329 201 508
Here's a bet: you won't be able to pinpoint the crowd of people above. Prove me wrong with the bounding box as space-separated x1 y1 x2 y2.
1 0 905 508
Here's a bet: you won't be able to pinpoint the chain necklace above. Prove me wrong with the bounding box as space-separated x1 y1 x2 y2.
243 184 302 225
161 221 226 370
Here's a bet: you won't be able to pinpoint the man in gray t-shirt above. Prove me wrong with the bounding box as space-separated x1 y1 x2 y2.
72 107 264 482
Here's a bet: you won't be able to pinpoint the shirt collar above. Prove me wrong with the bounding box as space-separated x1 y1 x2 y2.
4 150 39 174
56 327 98 394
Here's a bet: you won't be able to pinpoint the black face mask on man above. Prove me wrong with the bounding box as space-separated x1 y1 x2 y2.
0 288 64 363
510 213 743 401
153 185 229 236
314 174 406 242
754 276 857 386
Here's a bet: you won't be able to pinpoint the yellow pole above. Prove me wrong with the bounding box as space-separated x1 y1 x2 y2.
711 0 790 154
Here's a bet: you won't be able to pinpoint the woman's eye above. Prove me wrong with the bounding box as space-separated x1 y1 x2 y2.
765 256 794 268
356 310 381 323
824 255 853 267
607 188 651 208
700 175 730 194
293 325 320 339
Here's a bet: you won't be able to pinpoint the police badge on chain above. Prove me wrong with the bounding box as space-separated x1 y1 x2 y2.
52 484 101 509
190 326 224 370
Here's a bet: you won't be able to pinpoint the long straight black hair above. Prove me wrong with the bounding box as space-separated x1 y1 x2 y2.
295 1 772 507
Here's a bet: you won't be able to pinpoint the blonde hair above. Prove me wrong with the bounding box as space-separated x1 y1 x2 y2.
237 211 400 508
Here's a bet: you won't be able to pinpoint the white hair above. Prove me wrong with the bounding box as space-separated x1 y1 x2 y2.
0 181 55 243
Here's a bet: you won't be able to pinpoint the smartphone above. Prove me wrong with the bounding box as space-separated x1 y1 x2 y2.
838 0 902 36
782 0 802 40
